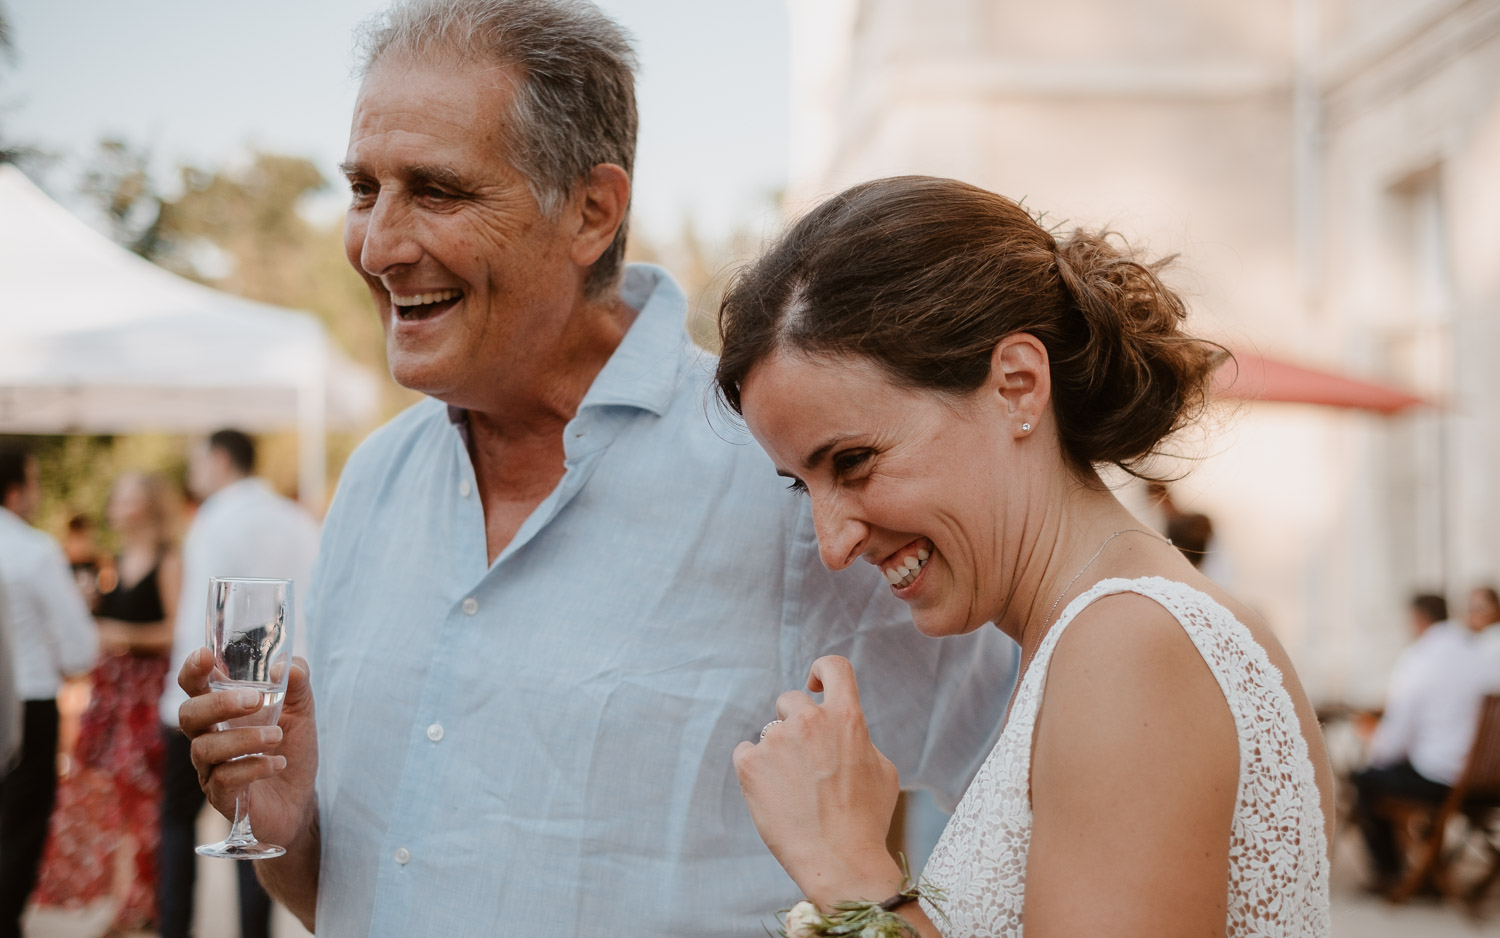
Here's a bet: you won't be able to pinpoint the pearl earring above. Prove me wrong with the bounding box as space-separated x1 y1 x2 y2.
1021 422 1032 432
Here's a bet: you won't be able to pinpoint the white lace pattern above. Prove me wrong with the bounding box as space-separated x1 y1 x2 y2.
919 577 1330 936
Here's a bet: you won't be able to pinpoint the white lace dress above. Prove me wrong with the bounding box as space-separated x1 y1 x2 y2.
919 577 1329 936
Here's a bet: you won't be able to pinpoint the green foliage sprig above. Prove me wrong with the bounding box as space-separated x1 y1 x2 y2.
771 856 947 938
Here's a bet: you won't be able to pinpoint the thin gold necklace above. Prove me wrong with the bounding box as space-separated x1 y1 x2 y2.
1017 528 1159 678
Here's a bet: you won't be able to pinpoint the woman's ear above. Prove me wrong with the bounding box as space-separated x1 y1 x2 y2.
988 333 1051 438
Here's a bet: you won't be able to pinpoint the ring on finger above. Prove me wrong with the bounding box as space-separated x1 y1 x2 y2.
760 719 784 741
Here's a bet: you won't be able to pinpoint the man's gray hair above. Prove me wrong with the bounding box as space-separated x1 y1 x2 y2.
356 0 638 297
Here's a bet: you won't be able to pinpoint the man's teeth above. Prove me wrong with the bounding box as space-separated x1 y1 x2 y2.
392 289 461 307
884 550 932 588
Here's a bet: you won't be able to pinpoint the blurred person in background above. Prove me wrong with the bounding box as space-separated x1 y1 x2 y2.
1352 592 1500 891
1471 585 1500 663
33 472 181 934
1147 481 1234 587
1166 511 1214 568
0 442 99 938
158 430 319 938
173 2 1014 935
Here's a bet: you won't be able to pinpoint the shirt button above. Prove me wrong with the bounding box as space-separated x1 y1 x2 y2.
394 847 410 865
461 597 479 616
459 480 472 497
426 722 444 742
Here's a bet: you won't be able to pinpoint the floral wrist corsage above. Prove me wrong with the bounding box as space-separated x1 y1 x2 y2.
774 859 946 938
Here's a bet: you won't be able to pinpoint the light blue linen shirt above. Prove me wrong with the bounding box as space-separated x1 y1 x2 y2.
307 265 1017 937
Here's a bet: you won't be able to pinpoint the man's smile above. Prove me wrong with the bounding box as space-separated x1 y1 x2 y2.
390 289 464 322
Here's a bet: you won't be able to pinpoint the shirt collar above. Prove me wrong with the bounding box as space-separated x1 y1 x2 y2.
446 263 690 433
577 264 689 417
202 476 270 509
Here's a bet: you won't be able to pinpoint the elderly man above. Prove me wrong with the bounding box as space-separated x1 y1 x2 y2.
178 1 1013 935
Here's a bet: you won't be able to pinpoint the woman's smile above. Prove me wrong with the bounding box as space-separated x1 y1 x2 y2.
876 537 934 591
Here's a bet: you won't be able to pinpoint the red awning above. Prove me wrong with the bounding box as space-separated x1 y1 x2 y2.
1213 350 1428 415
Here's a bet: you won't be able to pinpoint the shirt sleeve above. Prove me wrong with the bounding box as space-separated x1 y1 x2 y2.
782 513 1016 812
36 540 98 676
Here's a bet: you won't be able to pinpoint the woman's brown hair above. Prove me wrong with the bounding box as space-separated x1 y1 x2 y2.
715 175 1226 478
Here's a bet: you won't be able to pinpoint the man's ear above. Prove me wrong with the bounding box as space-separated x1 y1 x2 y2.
987 333 1052 437
569 162 631 268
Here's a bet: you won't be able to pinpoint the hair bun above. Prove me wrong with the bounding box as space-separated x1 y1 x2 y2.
714 176 1225 481
1048 229 1225 475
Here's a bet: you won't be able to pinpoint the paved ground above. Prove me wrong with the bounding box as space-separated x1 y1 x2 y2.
22 808 1500 936
1325 826 1500 936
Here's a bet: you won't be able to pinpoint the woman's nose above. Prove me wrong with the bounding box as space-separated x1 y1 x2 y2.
811 496 867 572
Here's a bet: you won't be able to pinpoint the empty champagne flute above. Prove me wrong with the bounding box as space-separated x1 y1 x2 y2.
196 576 293 859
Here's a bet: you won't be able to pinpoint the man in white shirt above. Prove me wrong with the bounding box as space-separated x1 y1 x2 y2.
1354 592 1500 889
0 442 98 938
158 430 319 938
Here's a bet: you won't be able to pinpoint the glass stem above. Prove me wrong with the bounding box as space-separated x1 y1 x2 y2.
228 789 255 845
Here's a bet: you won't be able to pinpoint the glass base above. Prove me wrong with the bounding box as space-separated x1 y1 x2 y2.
196 839 287 860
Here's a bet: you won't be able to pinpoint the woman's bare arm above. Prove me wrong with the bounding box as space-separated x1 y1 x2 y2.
1024 592 1239 937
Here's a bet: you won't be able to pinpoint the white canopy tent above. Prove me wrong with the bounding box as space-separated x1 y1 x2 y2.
0 165 380 507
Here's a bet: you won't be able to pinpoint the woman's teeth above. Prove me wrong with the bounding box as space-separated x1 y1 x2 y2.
884 548 931 589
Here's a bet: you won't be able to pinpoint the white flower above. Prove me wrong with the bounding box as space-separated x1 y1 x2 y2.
784 900 822 938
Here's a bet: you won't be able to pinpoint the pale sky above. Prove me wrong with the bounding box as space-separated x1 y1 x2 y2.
1 0 789 241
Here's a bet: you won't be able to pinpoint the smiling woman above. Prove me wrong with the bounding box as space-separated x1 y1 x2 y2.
716 175 1333 938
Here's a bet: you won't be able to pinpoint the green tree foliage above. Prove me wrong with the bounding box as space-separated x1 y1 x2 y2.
17 434 188 548
0 3 12 62
79 138 166 257
0 0 40 167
